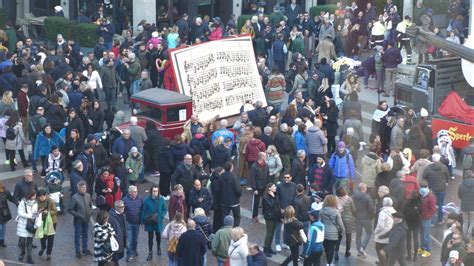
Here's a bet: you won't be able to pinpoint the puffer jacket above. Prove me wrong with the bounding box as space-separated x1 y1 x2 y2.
374 206 396 244
16 199 38 238
360 152 382 188
125 152 143 182
410 158 431 183
228 234 249 266
171 143 194 165
337 196 356 233
266 154 283 177
34 131 63 160
320 206 345 241
262 193 281 221
458 178 474 212
422 162 449 192
211 225 232 259
5 123 26 150
246 138 266 162
212 144 231 169
329 151 356 180
306 126 327 155
194 215 213 246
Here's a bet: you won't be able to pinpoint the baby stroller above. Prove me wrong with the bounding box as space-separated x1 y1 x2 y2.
45 171 65 213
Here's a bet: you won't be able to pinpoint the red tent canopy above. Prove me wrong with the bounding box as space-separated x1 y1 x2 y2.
438 91 474 125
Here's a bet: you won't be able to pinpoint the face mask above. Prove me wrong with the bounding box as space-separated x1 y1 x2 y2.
420 187 428 195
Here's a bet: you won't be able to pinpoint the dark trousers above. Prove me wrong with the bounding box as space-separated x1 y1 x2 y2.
74 221 89 254
275 60 285 74
252 190 265 218
40 155 48 176
159 171 172 197
375 242 387 266
222 205 241 227
303 250 323 266
387 255 407 266
327 136 336 155
147 231 161 252
103 87 116 110
19 237 33 256
336 233 351 253
406 225 420 258
40 223 57 255
264 220 277 249
7 149 27 170
213 207 223 233
282 244 300 266
323 239 339 264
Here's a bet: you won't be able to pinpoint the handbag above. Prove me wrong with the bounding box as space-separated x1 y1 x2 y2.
167 236 179 253
144 198 159 225
110 234 119 252
23 202 37 234
197 224 213 250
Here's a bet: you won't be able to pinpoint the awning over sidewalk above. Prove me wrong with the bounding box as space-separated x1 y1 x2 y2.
438 91 474 125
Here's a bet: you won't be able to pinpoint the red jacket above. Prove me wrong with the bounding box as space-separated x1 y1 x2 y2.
163 60 177 92
245 138 266 162
17 90 29 117
420 192 437 220
402 174 420 199
209 27 223 41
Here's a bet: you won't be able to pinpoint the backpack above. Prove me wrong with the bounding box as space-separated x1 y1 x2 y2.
463 153 473 170
6 126 16 140
167 236 179 253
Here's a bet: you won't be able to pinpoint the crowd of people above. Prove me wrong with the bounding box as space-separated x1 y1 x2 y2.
0 0 473 265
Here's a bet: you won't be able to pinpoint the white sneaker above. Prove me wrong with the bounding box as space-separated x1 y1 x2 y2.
451 176 455 180
92 204 97 210
275 245 282 252
282 244 290 250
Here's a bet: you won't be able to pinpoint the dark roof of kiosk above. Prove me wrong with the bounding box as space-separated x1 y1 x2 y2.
131 88 191 105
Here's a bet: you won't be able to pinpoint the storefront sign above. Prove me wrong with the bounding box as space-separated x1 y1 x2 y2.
432 117 474 149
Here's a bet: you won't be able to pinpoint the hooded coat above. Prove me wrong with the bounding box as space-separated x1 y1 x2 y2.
320 206 345 241
374 206 396 244
125 151 143 182
458 178 474 212
360 152 382 188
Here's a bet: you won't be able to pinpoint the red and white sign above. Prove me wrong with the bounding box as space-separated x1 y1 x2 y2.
432 117 474 149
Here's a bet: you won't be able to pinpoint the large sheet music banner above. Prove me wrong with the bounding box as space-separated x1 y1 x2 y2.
170 36 267 120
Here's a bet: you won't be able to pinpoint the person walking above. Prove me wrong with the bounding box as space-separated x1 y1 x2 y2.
163 213 187 266
249 152 270 222
211 215 234 265
384 212 408 265
458 170 474 237
353 183 375 258
141 185 167 261
108 200 127 265
123 185 143 262
93 210 115 265
336 187 356 258
17 190 38 264
176 219 207 266
329 141 356 193
34 124 63 177
419 181 437 258
68 181 93 259
228 227 249 266
374 197 396 265
262 183 281 257
275 174 297 251
320 195 345 264
281 206 305 266
36 188 57 261
0 181 15 247
5 112 29 171
193 207 213 265
220 162 242 227
402 190 422 262
304 209 325 266
422 153 449 224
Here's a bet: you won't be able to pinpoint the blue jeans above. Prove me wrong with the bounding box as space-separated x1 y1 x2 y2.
275 222 282 245
127 223 140 256
421 219 432 251
433 191 446 223
217 257 228 266
74 221 89 253
168 253 178 266
266 48 273 71
356 219 373 251
0 223 5 240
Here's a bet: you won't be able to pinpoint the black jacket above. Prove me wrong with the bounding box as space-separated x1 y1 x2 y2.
283 220 305 246
108 209 127 258
157 146 175 173
0 190 15 223
88 108 104 133
290 159 306 186
277 181 296 208
189 187 213 214
171 163 194 194
219 171 242 207
352 191 375 221
66 116 85 140
259 134 274 148
145 128 164 152
402 195 422 228
94 144 109 168
422 162 449 192
383 221 408 256
262 193 281 221
211 144 231 169
13 179 38 203
273 131 293 155
293 193 312 222
45 104 66 131
176 229 207 266
249 162 270 191
458 178 474 212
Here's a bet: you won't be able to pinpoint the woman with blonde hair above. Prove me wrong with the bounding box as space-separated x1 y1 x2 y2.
320 195 345 264
212 135 231 169
240 20 255 38
0 91 15 117
281 206 305 266
228 227 248 266
167 26 180 49
266 145 282 184
162 212 187 266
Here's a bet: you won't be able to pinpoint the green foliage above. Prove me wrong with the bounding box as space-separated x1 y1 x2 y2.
237 15 252 34
72 23 99 48
269 12 285 26
0 8 6 29
428 0 449 15
310 5 337 18
44 17 74 41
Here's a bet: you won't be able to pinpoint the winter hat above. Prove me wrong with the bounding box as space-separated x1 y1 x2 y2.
449 250 459 259
337 141 346 149
311 202 323 211
54 6 63 12
223 215 234 226
130 146 138 153
87 134 96 142
151 31 159 38
307 209 320 219
420 108 428 117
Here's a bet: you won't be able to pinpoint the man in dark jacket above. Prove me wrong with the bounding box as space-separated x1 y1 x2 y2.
171 154 194 197
68 181 93 258
176 14 190 44
13 169 38 204
273 123 294 173
382 41 402 97
219 162 242 227
275 173 297 251
291 150 306 186
317 58 335 86
458 170 474 236
248 243 268 266
123 185 143 262
383 212 408 265
308 156 335 194
76 144 97 195
112 129 137 162
422 153 449 224
189 179 213 216
108 200 127 264
249 152 270 221
292 184 312 231
177 219 207 266
352 183 375 258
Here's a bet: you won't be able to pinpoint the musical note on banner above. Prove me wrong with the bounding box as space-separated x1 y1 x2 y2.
193 98 224 114
182 54 215 74
223 76 259 91
215 51 252 63
224 91 260 106
187 68 218 89
219 64 252 78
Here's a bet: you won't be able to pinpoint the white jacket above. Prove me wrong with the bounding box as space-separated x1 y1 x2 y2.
228 234 249 266
82 70 103 91
16 199 38 238
374 206 396 244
